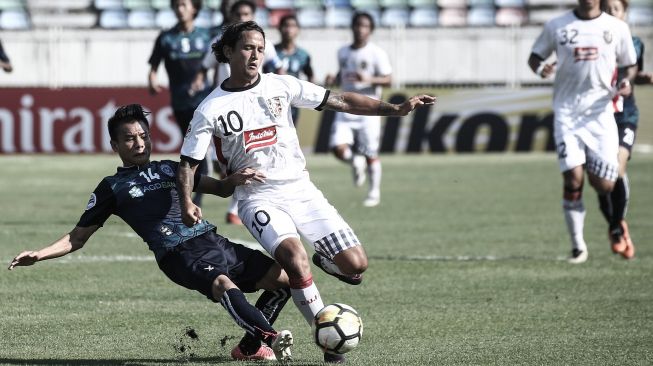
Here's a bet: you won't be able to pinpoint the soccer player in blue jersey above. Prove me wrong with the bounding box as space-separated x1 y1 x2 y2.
0 39 12 73
8 104 294 362
599 0 653 259
148 0 213 207
270 14 314 125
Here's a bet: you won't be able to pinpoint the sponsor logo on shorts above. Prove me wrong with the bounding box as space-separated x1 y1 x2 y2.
204 265 214 271
244 126 277 153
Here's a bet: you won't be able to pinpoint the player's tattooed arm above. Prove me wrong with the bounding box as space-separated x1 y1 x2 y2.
324 91 436 117
177 157 202 227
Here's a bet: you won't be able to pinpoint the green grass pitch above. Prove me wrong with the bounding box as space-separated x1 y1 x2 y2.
1 153 651 365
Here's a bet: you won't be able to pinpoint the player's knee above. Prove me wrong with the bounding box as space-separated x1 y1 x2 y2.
335 248 368 274
211 274 236 300
275 239 311 278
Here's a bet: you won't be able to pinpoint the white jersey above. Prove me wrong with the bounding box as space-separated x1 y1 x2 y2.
531 11 636 116
181 73 328 199
202 36 282 86
337 42 392 99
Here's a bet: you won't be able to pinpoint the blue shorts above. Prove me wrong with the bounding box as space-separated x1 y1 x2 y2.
157 230 275 301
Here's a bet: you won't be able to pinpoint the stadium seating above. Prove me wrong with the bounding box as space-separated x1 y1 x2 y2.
127 8 155 28
94 0 123 9
296 7 325 27
325 6 353 27
439 7 466 26
99 9 128 28
380 7 409 27
408 6 437 27
0 9 30 29
628 6 653 25
495 7 526 25
154 8 176 28
467 6 494 26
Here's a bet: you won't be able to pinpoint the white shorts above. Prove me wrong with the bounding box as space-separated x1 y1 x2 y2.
238 177 361 258
554 110 619 181
329 112 381 157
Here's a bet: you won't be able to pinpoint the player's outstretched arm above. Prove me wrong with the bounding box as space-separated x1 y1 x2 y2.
8 225 98 270
324 91 436 117
196 168 266 198
177 157 202 227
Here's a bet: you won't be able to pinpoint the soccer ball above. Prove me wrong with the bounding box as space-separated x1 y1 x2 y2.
312 303 363 355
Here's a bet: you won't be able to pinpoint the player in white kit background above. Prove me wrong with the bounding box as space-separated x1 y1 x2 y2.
176 21 435 363
325 12 392 208
528 0 637 264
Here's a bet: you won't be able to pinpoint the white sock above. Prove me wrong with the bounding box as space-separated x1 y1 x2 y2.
289 277 324 325
563 199 587 252
341 148 353 162
228 196 239 215
368 159 381 196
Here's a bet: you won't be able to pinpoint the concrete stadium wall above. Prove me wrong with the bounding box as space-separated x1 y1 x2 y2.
1 26 652 88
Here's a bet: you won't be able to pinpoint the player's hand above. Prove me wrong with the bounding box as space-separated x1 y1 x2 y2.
397 95 437 115
8 251 39 270
638 72 653 84
189 77 205 96
227 168 266 186
617 78 632 97
324 74 336 87
539 62 556 79
181 203 203 227
148 82 162 95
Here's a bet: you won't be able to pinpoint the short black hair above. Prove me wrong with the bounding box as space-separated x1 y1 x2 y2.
170 0 203 19
229 0 256 15
108 104 150 141
278 14 299 30
212 21 265 64
351 11 375 32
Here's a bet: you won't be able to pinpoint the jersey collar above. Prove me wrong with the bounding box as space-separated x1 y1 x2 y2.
221 73 261 92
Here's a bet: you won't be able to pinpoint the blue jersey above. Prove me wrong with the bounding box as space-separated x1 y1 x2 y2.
149 25 212 111
616 36 644 126
77 160 215 260
273 44 313 80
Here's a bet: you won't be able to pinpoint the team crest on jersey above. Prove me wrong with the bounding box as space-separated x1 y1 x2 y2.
129 186 144 198
265 97 283 119
160 163 174 177
360 61 368 70
244 125 277 153
604 31 613 44
85 193 97 211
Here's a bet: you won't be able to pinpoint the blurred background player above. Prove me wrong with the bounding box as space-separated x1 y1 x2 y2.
147 0 212 207
194 0 284 225
0 38 13 73
176 21 435 363
325 12 392 208
8 104 294 362
528 0 637 263
598 0 653 260
266 14 314 125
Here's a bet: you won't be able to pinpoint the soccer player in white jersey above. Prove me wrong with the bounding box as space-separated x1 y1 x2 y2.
192 0 284 226
176 21 435 363
325 12 392 207
528 0 637 264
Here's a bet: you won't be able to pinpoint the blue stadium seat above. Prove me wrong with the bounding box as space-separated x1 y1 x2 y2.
494 0 524 7
127 9 155 27
437 0 466 8
94 0 123 9
123 0 151 9
409 7 437 27
194 9 213 27
325 7 352 27
150 0 169 10
627 6 653 25
211 10 223 26
255 7 269 27
379 0 407 9
467 6 494 26
0 0 25 10
380 7 409 27
0 9 30 29
495 7 526 25
294 0 322 8
408 0 435 8
296 7 325 27
351 0 378 9
99 9 128 28
266 0 293 9
468 0 493 7
204 0 222 10
155 8 176 28
323 0 351 8
439 7 466 26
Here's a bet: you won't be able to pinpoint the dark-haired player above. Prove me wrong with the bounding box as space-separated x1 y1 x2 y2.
8 104 294 362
